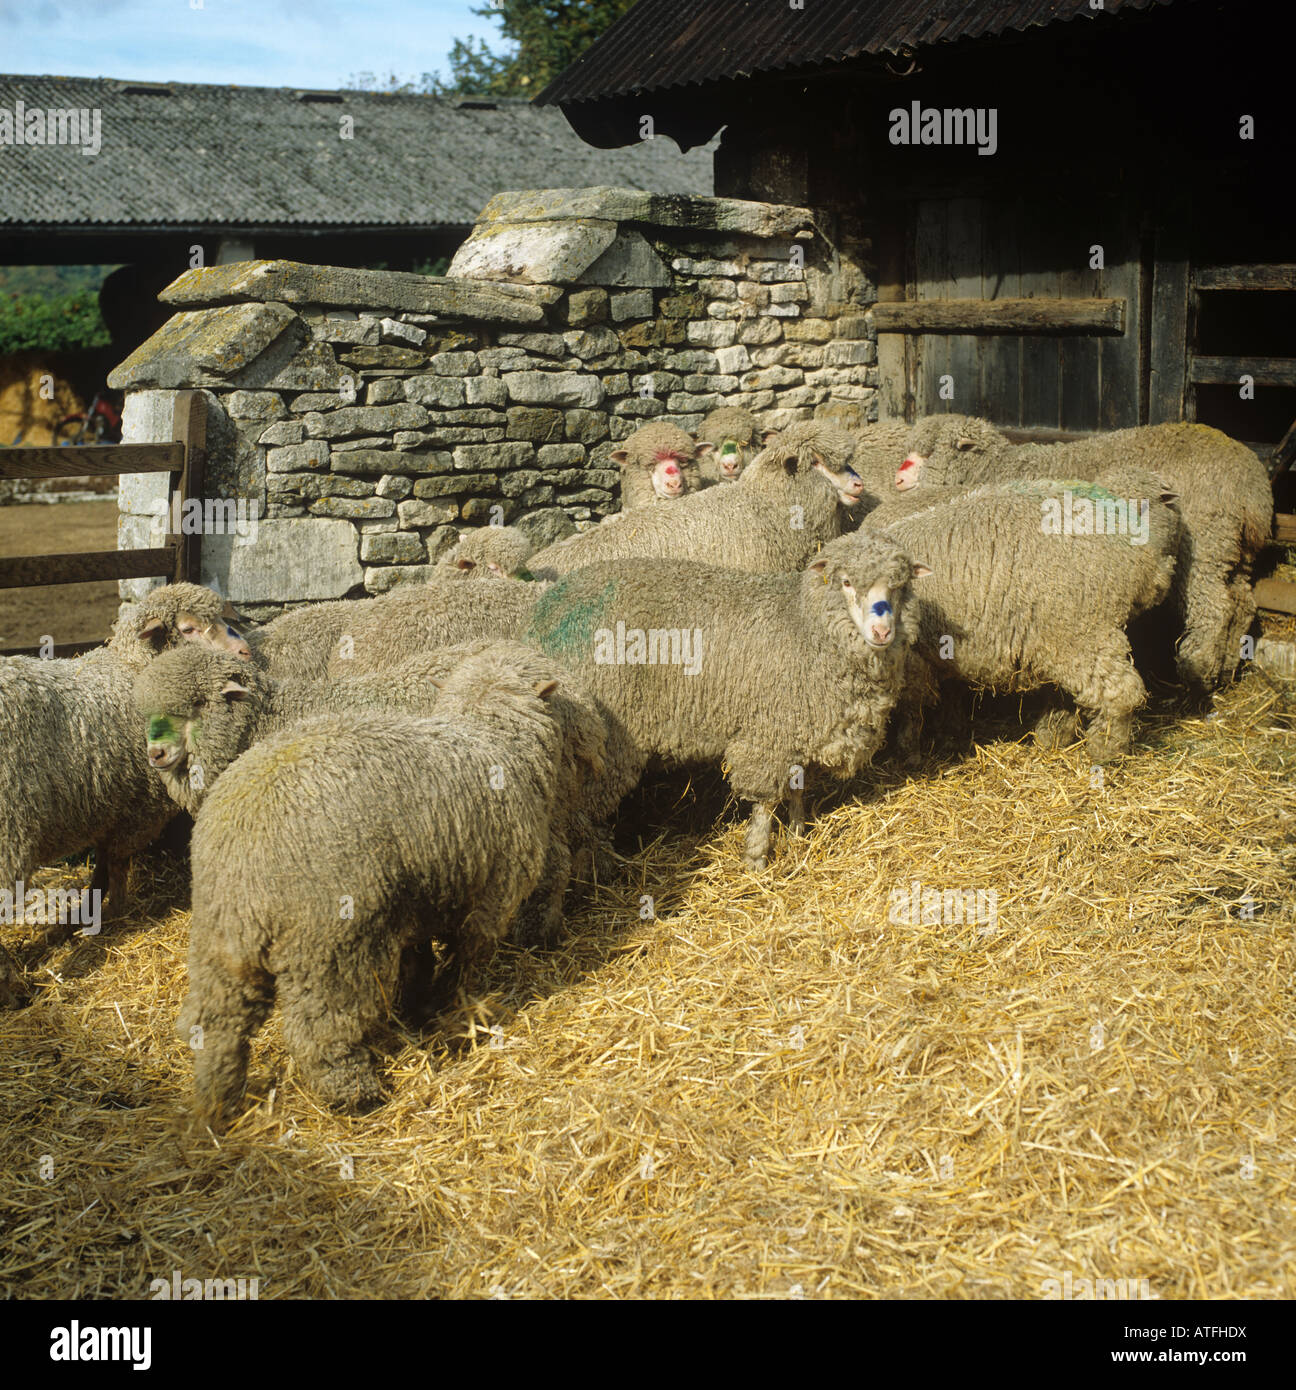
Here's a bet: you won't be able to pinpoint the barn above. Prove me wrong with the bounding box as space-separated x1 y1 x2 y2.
538 0 1295 479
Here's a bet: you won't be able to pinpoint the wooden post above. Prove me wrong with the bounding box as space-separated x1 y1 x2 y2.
169 390 206 585
1148 216 1190 424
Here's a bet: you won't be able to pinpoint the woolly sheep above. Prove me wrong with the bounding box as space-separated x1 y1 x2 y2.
178 645 572 1119
614 421 710 510
696 406 760 484
525 531 927 868
874 470 1182 762
436 525 537 579
135 639 631 945
528 422 859 580
246 575 541 682
896 416 1273 689
0 583 253 917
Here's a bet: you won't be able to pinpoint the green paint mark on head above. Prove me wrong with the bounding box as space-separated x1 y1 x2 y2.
147 715 177 742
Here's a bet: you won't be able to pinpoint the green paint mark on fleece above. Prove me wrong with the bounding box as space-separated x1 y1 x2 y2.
527 578 618 659
1007 478 1121 503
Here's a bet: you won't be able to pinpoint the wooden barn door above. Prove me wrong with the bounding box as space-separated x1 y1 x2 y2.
876 196 1142 432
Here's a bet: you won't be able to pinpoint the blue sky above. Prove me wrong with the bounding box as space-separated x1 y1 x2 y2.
0 0 506 89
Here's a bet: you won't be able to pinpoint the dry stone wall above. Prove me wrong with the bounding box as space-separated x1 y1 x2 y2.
112 188 877 618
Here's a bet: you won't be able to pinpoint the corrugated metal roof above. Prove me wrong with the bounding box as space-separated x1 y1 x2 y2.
0 74 711 230
537 0 1180 105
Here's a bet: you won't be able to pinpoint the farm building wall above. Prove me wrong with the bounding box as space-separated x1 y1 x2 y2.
111 187 878 619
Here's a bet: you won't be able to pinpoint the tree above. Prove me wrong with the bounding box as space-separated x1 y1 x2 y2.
349 1 638 98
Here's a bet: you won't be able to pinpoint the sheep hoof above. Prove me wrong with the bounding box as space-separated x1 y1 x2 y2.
744 854 769 871
1033 709 1081 750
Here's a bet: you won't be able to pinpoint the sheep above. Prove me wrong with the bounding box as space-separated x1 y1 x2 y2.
133 645 444 815
135 638 632 945
614 421 710 510
872 470 1183 763
696 406 760 484
245 575 541 682
896 415 1274 690
525 531 927 868
528 422 860 580
435 525 537 579
178 645 573 1119
849 420 918 511
0 583 254 920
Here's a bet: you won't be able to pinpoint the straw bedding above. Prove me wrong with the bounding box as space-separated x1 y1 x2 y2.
1 660 1292 1300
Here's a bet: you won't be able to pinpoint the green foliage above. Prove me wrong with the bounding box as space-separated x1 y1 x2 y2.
447 0 639 97
0 290 111 353
347 1 638 99
0 264 120 297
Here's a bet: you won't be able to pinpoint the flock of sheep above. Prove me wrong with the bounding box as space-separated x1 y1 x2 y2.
0 404 1274 1122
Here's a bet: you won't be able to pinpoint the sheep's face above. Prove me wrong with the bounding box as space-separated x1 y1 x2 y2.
140 609 253 660
141 677 254 803
896 417 991 489
713 438 749 481
810 549 933 648
815 458 866 508
894 453 925 491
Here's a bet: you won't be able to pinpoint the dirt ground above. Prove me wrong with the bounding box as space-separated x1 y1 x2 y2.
0 500 121 649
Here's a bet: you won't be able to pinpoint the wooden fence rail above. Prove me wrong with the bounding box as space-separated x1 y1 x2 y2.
0 391 205 657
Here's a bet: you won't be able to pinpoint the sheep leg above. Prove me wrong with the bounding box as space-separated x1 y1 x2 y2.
1175 563 1242 692
276 945 393 1114
1050 629 1146 763
1032 704 1082 750
514 837 572 951
181 967 274 1127
743 802 776 870
786 787 807 839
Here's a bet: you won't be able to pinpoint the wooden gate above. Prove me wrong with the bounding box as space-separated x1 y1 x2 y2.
0 391 206 657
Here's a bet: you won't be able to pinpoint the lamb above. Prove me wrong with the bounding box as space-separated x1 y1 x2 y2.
873 470 1183 762
0 583 253 921
528 422 860 579
178 645 572 1119
135 638 631 944
896 415 1274 689
696 406 760 483
246 575 541 682
525 531 927 868
614 421 710 510
436 525 537 579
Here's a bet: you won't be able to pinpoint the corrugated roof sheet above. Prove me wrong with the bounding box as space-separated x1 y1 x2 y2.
0 74 712 229
537 0 1180 105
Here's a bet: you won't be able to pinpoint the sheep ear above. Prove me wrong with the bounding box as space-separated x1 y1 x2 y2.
610 449 629 464
762 430 780 445
533 679 559 700
912 563 934 579
140 616 167 647
694 441 714 456
807 557 830 577
220 679 253 703
955 435 974 451
456 558 476 571
486 562 504 575
427 675 443 689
